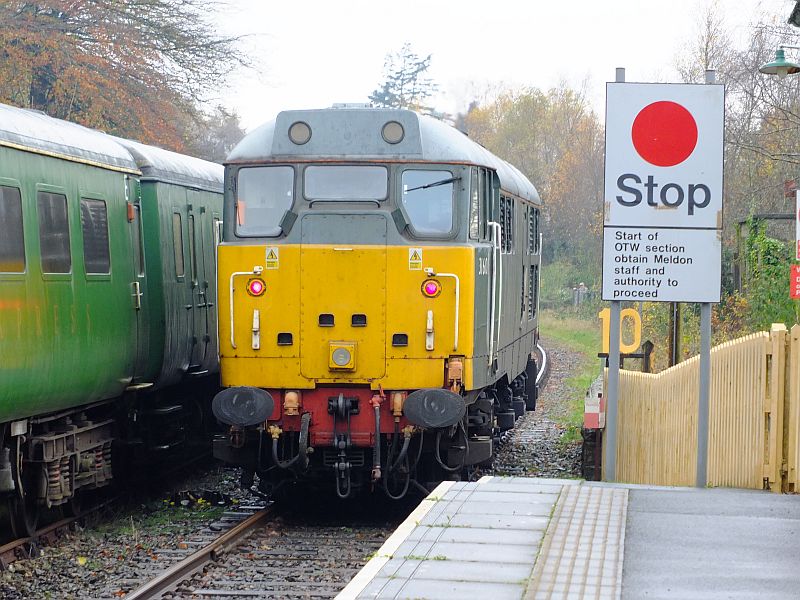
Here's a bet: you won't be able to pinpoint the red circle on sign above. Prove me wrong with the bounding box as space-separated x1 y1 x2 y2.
631 101 698 167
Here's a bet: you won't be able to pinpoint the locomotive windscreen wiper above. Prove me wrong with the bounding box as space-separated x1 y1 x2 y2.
404 175 461 193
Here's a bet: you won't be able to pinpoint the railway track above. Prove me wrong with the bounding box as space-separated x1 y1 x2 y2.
124 504 273 599
0 449 213 571
124 350 552 600
0 496 117 569
1 351 554 598
119 498 404 600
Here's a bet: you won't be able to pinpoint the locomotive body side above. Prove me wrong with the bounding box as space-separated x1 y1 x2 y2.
213 108 541 497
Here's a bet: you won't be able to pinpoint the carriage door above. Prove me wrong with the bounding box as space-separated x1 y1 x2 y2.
128 178 152 384
187 192 210 373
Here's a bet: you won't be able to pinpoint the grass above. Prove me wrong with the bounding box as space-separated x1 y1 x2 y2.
93 502 225 539
539 309 601 445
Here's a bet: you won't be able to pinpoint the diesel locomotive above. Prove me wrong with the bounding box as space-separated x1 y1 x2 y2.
212 107 542 498
0 103 223 536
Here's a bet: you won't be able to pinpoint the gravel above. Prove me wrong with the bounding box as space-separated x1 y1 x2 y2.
486 336 591 479
0 464 261 600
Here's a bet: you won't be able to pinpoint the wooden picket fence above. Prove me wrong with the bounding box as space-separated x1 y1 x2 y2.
605 324 800 492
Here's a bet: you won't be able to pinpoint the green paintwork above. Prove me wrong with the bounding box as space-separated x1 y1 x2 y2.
0 138 223 424
0 146 138 422
136 181 222 387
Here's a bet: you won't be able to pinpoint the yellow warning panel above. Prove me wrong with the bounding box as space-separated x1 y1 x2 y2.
265 247 280 269
409 247 422 270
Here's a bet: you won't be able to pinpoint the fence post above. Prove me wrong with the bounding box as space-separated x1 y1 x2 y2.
767 324 787 492
787 325 800 492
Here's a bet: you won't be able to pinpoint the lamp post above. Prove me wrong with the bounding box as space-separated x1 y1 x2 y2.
759 46 800 78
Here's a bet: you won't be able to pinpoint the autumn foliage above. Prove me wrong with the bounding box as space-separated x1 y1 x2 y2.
0 1 244 154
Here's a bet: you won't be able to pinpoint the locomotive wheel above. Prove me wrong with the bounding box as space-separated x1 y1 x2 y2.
8 442 42 538
525 358 538 411
63 489 83 519
8 493 39 538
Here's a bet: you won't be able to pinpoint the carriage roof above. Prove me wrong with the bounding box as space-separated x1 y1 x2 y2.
0 103 139 173
227 108 541 204
0 102 223 191
113 137 224 193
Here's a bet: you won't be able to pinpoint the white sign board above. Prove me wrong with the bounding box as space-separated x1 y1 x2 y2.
602 227 721 302
602 82 724 303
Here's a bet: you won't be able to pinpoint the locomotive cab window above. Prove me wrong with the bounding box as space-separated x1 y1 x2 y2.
37 191 71 274
0 186 25 273
401 169 456 236
236 166 294 237
305 165 387 201
80 199 110 274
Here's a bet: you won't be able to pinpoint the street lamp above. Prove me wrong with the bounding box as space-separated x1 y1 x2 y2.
759 46 800 78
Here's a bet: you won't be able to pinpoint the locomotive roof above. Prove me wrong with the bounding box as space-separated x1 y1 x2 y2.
227 108 541 204
113 138 224 193
0 103 139 173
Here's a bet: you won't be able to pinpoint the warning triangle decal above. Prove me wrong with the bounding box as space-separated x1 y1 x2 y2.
267 250 277 259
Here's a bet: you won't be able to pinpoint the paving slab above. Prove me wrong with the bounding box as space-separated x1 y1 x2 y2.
337 477 800 600
622 487 800 599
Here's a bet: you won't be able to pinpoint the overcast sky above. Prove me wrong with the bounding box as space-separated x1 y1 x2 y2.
218 0 788 131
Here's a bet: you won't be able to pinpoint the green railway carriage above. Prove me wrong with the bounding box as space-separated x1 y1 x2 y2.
114 138 224 386
0 103 223 536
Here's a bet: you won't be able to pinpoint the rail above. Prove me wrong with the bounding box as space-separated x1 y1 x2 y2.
125 506 274 599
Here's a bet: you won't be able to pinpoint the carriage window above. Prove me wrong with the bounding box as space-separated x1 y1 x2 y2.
0 186 25 272
172 213 185 277
528 265 538 320
305 165 387 200
469 169 479 240
80 199 110 274
401 170 455 236
188 214 197 283
37 191 71 273
236 166 294 237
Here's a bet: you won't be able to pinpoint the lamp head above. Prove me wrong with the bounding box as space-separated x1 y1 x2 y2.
759 48 800 78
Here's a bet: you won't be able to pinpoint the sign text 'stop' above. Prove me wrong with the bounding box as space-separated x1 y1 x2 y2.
605 82 724 230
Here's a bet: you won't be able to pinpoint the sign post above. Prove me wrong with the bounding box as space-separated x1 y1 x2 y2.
601 71 724 486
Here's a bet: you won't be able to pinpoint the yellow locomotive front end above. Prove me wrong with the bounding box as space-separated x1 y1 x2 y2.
213 108 541 498
219 242 474 391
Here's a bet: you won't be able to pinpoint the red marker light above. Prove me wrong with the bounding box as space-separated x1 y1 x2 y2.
247 278 266 296
421 279 441 298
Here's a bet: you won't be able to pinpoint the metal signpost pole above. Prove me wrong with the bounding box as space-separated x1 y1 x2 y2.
603 66 626 482
696 69 717 488
697 302 712 486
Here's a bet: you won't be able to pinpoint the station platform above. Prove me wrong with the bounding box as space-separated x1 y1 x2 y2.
336 476 800 600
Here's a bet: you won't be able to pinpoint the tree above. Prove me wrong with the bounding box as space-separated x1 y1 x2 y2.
369 43 438 112
183 105 247 163
464 84 604 268
0 1 248 153
675 0 733 83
